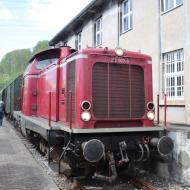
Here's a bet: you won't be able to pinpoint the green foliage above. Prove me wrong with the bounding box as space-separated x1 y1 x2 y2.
0 74 10 89
32 40 49 56
0 40 49 90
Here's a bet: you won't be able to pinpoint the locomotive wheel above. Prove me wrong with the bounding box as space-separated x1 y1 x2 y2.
60 160 72 177
39 140 48 156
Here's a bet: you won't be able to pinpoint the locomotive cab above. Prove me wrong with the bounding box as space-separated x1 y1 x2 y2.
21 47 75 117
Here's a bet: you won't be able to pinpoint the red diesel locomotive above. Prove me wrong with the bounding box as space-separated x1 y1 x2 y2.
14 46 173 182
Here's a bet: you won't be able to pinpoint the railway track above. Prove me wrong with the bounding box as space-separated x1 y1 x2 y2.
130 177 158 190
77 176 158 190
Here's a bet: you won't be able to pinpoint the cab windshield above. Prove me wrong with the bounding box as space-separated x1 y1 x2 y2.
35 58 58 70
35 50 60 70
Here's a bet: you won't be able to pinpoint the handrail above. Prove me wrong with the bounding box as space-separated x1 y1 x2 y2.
157 94 160 124
69 91 72 130
164 94 167 129
48 91 52 128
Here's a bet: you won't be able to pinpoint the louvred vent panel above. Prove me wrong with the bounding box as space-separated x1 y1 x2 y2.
92 62 145 119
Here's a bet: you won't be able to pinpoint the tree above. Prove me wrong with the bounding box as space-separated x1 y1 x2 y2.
32 40 49 55
0 40 49 90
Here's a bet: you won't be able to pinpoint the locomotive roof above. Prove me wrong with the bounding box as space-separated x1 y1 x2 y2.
28 48 61 63
79 48 152 60
49 0 107 46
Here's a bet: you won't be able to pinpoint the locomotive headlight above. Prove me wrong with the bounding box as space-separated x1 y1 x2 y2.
115 48 124 56
147 111 155 120
81 111 91 122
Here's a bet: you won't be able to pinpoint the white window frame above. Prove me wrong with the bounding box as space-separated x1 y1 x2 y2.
163 49 184 100
161 0 183 13
76 32 82 50
94 17 102 47
121 0 132 34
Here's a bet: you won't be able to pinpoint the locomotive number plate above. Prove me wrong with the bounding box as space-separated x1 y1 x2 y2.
110 57 129 64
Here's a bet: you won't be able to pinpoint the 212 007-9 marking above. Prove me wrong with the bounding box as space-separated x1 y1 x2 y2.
110 57 129 64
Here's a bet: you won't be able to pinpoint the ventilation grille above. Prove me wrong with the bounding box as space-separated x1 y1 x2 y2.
92 62 145 119
66 61 75 122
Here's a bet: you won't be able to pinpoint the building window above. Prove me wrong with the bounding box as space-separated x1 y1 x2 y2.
161 0 183 12
163 49 184 99
120 0 132 34
76 32 82 50
58 41 67 47
94 17 102 47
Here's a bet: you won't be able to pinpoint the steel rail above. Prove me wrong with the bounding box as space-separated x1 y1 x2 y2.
130 177 158 190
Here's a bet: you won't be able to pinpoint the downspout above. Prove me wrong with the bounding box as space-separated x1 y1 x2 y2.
117 0 120 47
158 0 162 123
158 0 162 96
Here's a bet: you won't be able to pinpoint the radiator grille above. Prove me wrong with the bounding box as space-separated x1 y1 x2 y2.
66 61 75 122
92 62 145 119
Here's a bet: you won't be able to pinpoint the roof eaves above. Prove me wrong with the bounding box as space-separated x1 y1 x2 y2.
49 0 105 46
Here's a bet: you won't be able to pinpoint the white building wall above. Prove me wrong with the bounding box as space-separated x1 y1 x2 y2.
160 4 187 124
183 0 190 124
119 0 160 112
101 2 118 48
161 6 185 53
67 36 75 49
81 20 94 48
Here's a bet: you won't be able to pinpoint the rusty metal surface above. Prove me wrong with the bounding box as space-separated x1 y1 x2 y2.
130 177 158 190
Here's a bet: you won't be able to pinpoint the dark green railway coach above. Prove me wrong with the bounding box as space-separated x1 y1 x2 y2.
0 88 5 102
0 75 22 115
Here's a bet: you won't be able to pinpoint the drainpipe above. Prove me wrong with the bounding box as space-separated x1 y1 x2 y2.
158 1 164 127
117 0 120 47
158 0 162 96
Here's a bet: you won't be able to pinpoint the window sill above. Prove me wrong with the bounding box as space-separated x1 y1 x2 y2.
161 4 183 15
120 28 133 36
94 43 103 48
159 99 185 107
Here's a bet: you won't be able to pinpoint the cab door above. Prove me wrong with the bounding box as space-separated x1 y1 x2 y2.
59 64 67 122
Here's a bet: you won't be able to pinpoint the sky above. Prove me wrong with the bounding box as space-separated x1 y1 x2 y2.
0 0 92 60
